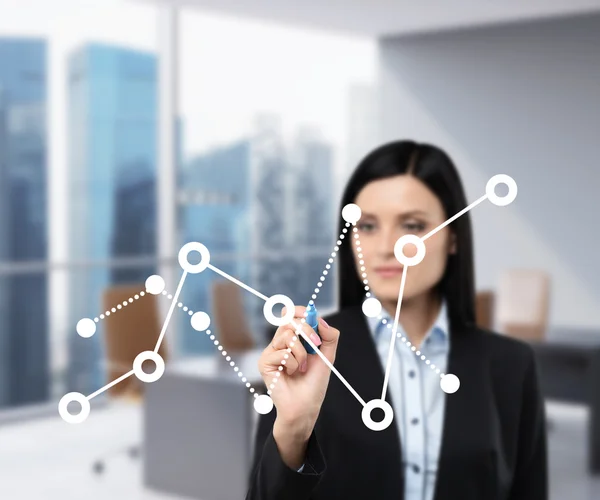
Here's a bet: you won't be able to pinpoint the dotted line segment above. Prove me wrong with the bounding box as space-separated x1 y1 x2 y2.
157 292 259 397
94 289 146 322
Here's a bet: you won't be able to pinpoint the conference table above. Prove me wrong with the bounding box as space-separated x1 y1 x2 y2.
143 350 265 500
529 327 600 474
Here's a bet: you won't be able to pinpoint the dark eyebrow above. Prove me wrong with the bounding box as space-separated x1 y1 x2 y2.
361 210 430 218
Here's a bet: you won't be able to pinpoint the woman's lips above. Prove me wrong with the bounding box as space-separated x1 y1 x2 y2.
374 267 404 278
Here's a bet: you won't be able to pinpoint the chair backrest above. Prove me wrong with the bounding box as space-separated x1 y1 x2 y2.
211 279 255 353
102 284 167 399
475 290 495 330
495 269 550 341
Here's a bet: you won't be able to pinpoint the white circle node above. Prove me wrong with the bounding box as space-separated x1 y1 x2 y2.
191 311 211 332
486 174 517 206
145 275 166 295
76 318 96 338
178 242 210 273
58 392 91 424
362 297 382 318
342 203 362 224
254 394 274 414
362 399 394 431
394 234 426 267
263 294 295 326
440 373 460 394
133 351 165 383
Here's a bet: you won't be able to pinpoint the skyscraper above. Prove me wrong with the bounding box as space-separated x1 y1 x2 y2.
250 116 335 340
0 38 48 408
250 115 298 340
111 161 156 284
180 140 252 354
290 126 335 311
176 116 335 350
0 85 9 406
67 43 157 395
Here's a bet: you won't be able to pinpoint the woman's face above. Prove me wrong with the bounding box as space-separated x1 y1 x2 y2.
352 174 455 304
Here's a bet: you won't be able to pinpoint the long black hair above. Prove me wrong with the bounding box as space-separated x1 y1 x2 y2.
337 139 476 332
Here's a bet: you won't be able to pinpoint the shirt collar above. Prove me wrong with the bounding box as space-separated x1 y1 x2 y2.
366 295 450 344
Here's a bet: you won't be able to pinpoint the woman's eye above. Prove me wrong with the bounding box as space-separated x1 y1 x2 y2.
404 222 426 232
357 222 375 232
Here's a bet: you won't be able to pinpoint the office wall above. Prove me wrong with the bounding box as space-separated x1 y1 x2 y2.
377 14 600 329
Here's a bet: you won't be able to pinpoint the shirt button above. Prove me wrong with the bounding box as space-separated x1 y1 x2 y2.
412 465 420 474
411 418 419 425
408 370 416 378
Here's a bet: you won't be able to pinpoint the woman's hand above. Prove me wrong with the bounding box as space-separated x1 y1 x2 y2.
258 305 340 441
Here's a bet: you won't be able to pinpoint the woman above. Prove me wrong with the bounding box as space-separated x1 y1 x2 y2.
245 140 548 500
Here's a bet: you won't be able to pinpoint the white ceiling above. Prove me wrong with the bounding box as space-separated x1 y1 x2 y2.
146 0 600 37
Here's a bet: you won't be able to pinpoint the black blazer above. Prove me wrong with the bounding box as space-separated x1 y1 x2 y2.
246 304 548 500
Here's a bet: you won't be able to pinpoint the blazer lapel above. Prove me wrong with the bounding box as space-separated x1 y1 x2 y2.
335 305 405 487
341 304 402 407
433 323 492 500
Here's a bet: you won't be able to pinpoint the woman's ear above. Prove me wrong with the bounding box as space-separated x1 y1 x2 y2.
449 232 457 254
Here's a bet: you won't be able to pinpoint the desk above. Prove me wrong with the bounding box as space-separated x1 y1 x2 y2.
143 350 264 500
530 328 600 474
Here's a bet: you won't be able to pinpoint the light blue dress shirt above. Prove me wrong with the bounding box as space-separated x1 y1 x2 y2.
367 297 450 500
297 298 450 500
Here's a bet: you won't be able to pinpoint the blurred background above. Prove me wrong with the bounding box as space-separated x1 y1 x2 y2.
0 0 599 498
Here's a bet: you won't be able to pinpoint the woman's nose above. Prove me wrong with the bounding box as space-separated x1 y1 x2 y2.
377 230 397 256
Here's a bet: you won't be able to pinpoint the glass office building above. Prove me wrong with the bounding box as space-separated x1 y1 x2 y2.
0 38 48 409
178 123 335 354
179 140 252 354
290 128 336 313
251 119 336 343
66 43 157 395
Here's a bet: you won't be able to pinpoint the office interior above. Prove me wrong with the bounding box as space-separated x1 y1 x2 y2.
0 0 599 498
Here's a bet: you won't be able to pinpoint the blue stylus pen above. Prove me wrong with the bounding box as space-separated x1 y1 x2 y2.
301 302 320 354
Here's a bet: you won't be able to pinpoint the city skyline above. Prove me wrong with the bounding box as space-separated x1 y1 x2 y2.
62 40 338 392
0 37 49 408
180 114 336 353
0 4 374 408
66 42 158 396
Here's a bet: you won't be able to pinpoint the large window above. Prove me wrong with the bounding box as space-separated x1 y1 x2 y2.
0 1 376 412
177 10 376 355
0 0 158 409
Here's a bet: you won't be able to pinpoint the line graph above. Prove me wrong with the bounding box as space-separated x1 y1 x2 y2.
59 174 517 430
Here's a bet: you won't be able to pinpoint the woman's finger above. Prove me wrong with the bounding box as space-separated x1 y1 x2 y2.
280 305 308 323
271 326 308 372
314 317 340 362
260 346 300 376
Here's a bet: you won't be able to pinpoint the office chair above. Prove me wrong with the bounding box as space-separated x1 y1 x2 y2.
494 269 553 431
211 279 255 354
475 290 495 330
92 283 168 475
495 269 550 341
